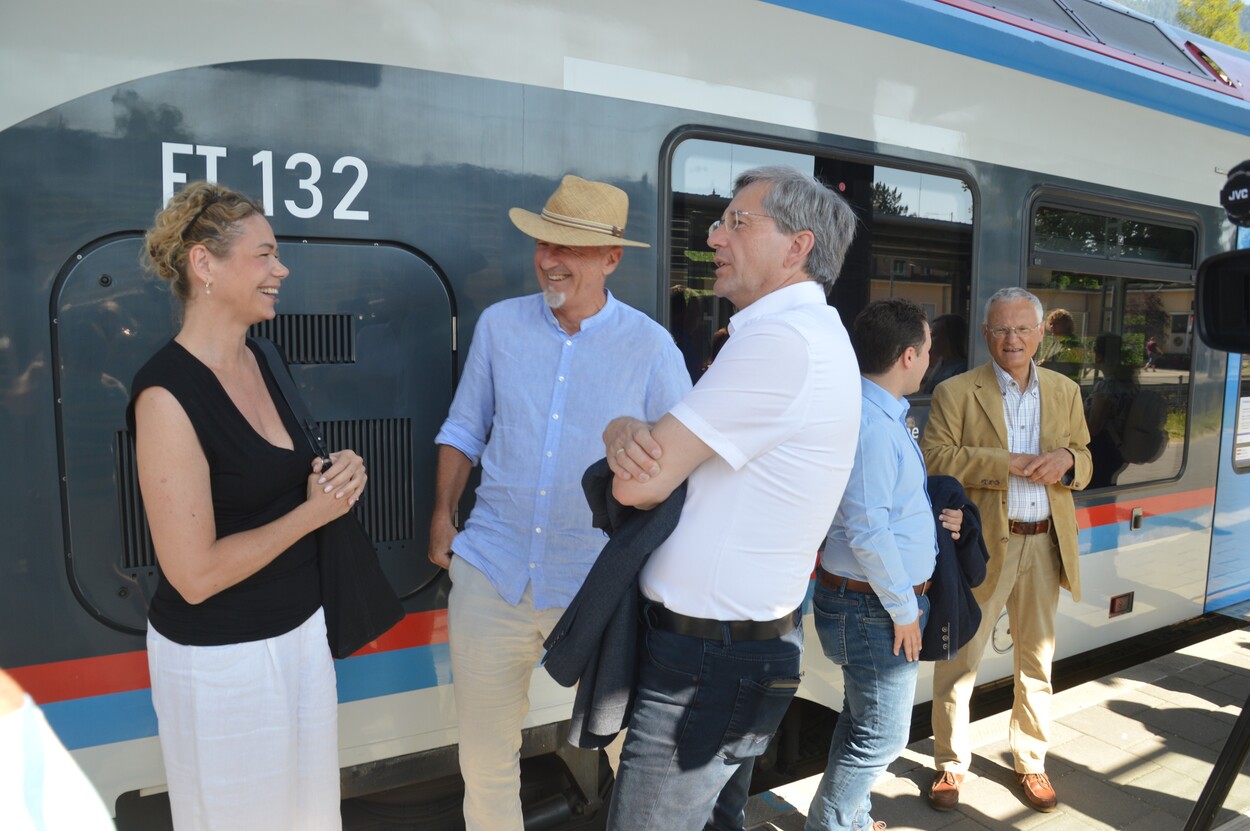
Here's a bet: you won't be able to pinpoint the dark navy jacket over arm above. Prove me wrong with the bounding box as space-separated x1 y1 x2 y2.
542 458 686 748
921 475 990 661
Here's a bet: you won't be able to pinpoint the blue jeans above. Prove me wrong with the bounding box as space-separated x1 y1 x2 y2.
804 584 929 831
607 604 803 831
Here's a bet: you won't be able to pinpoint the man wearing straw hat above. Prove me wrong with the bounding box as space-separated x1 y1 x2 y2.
429 175 690 831
601 166 860 831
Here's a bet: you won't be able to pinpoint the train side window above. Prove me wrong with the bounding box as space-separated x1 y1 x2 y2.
1027 203 1198 489
667 138 974 391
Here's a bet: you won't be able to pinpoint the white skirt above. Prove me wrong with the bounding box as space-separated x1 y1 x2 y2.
147 607 340 831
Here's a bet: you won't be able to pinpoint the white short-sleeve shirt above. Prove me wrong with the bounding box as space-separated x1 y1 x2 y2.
639 281 861 621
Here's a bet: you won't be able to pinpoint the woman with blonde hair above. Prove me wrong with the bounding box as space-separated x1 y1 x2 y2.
128 181 366 830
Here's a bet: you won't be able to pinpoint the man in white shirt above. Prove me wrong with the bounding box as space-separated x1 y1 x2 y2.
1 669 115 831
600 166 861 831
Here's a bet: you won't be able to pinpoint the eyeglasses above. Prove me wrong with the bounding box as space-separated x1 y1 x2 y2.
708 211 773 236
987 324 1040 340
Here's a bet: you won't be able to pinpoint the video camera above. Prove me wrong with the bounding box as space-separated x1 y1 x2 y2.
1197 161 1250 352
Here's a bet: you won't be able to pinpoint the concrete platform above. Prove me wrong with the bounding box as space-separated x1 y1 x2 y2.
746 626 1250 830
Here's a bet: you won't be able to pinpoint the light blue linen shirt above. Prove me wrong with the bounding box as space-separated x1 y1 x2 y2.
435 291 690 610
821 377 936 626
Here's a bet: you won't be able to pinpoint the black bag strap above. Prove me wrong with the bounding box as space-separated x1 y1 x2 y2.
250 336 332 466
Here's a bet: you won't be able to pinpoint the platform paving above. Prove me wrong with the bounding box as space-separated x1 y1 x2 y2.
745 626 1250 831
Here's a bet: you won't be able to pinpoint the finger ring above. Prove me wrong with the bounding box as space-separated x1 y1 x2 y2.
615 448 626 455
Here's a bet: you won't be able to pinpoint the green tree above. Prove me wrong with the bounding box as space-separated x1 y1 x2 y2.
1177 0 1249 49
871 182 909 216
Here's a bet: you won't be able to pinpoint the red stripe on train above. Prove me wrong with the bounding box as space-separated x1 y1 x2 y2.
8 608 448 705
4 489 1219 706
1075 487 1215 529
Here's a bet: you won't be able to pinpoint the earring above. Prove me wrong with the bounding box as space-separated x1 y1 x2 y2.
204 280 212 296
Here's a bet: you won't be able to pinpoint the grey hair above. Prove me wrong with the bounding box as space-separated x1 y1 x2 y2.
983 287 1044 326
733 165 857 292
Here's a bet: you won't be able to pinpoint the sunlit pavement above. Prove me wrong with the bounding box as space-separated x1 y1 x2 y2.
746 626 1250 830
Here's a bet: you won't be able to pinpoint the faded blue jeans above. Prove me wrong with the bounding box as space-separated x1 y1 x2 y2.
805 583 929 831
607 603 803 831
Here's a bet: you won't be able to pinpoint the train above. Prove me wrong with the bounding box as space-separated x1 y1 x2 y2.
4 0 1250 826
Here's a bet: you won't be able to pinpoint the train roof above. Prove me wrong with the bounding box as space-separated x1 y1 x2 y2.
944 0 1250 99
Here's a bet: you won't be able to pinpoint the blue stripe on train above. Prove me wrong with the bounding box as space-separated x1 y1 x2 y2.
1080 505 1211 555
44 499 1210 754
764 0 1250 137
47 642 452 751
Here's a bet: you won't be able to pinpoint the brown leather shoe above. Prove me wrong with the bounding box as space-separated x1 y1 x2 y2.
929 770 963 811
1018 772 1058 812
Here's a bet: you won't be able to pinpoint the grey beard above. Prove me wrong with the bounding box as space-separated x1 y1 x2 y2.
543 286 567 309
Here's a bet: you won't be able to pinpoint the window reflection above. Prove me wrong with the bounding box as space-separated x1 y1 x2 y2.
1033 207 1195 266
1029 202 1197 488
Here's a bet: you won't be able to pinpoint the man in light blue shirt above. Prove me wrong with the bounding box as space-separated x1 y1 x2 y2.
428 175 690 831
806 298 961 831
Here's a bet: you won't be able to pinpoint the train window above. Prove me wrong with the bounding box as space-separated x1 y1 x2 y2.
667 138 974 387
1028 202 1198 489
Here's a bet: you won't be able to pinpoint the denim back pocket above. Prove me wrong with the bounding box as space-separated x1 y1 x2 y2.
717 676 800 763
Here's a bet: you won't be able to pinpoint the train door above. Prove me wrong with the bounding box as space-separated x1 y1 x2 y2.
1207 226 1250 617
1024 198 1214 651
662 135 976 735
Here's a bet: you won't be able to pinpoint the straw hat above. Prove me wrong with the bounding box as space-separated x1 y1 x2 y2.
509 175 650 248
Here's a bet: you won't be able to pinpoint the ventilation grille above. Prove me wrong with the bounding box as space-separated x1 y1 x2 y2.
250 313 355 364
321 418 414 543
114 418 412 572
116 431 156 570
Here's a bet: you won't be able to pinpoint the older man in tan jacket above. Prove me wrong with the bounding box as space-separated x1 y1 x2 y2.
922 287 1091 815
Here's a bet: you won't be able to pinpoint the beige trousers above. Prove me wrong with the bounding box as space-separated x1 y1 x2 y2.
931 530 1062 775
448 556 565 831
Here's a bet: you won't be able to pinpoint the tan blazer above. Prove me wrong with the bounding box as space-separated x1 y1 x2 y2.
922 362 1092 602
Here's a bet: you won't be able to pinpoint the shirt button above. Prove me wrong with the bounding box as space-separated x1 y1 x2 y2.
540 489 547 496
535 527 542 534
529 563 536 569
546 451 552 458
565 339 573 346
558 375 565 382
552 413 559 420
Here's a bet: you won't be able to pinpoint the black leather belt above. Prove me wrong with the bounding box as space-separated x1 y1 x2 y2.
1009 518 1051 535
816 565 930 597
646 603 800 641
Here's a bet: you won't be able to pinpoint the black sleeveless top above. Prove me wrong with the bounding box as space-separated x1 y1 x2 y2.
127 339 320 646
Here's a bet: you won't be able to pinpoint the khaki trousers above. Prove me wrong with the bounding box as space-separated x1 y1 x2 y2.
448 556 566 831
931 529 1061 775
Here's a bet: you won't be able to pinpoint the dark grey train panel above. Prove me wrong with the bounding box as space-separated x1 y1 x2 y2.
54 237 452 632
0 57 678 665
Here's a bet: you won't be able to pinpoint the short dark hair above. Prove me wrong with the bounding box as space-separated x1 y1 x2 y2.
852 298 928 375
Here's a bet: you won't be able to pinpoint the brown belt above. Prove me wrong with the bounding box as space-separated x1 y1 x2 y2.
816 565 930 597
1009 518 1051 536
